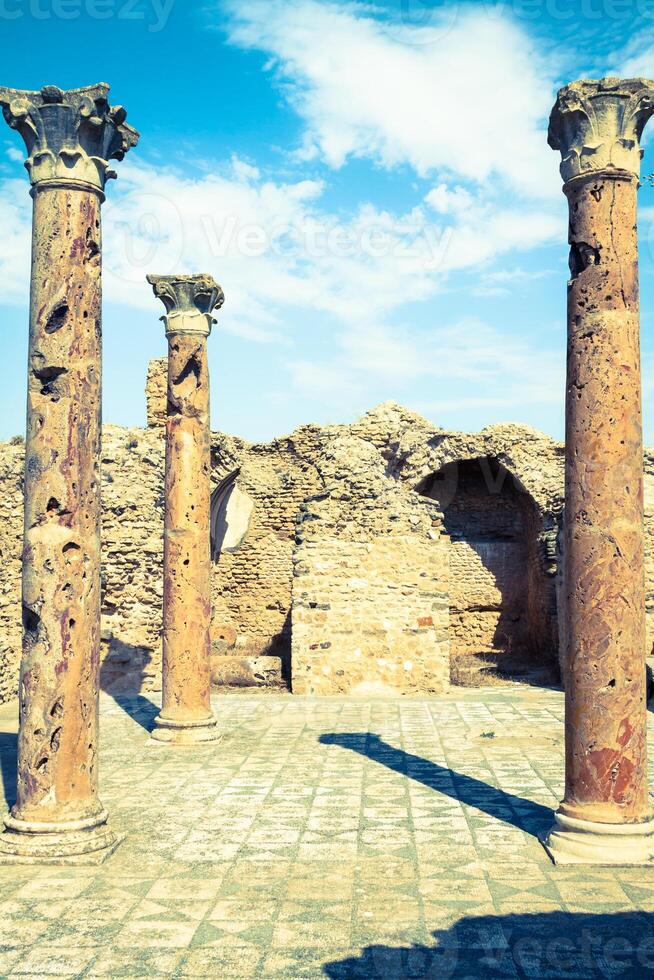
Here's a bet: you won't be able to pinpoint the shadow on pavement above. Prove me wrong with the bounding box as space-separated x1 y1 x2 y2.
319 732 553 837
0 731 17 809
323 910 654 979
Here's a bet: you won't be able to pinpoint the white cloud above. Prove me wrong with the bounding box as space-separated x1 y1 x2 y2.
0 150 562 427
0 179 31 305
425 184 474 216
618 29 654 79
0 157 560 330
283 315 564 414
223 0 559 199
472 264 557 297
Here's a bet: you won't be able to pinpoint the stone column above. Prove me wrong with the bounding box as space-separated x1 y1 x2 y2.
545 77 654 865
0 84 138 864
147 275 224 744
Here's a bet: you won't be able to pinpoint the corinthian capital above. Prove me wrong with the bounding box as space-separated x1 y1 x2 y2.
147 274 225 338
549 77 654 183
0 82 139 192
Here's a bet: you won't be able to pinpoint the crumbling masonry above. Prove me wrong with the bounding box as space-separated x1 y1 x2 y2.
6 383 654 708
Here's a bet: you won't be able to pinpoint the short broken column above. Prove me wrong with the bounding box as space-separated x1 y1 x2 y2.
545 77 654 864
147 275 224 744
0 84 138 863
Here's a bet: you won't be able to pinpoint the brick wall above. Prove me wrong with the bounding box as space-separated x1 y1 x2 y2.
291 437 449 695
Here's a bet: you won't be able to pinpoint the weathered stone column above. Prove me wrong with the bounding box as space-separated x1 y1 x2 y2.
0 84 138 863
545 77 654 865
147 275 224 744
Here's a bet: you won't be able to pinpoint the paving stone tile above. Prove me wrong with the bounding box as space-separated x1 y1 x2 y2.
178 945 263 977
1 690 653 978
114 919 198 948
8 944 96 975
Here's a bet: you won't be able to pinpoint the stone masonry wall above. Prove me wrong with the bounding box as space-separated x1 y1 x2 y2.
4 372 653 702
416 455 557 681
291 438 450 695
447 540 529 658
146 357 167 429
0 441 23 705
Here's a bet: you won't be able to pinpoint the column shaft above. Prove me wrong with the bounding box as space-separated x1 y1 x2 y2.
161 334 213 727
563 173 649 825
147 272 224 745
18 185 104 823
0 81 138 863
544 76 654 864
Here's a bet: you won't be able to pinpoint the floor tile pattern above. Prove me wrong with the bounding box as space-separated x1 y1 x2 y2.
0 689 653 977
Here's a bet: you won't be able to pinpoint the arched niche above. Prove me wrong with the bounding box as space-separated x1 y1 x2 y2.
417 456 558 686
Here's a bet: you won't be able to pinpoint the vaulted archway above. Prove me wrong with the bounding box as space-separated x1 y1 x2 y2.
417 456 558 686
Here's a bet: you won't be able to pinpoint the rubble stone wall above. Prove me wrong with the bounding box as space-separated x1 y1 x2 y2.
0 443 23 705
416 455 557 680
4 367 652 702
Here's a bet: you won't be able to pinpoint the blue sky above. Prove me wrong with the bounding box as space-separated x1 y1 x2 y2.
3 0 654 442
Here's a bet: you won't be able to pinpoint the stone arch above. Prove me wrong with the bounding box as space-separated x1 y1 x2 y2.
416 455 559 686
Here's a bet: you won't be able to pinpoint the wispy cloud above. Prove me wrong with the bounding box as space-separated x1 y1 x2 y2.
472 265 558 297
222 0 560 199
0 156 561 329
282 315 564 416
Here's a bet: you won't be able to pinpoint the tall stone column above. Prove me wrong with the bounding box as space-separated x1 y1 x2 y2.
147 275 224 744
0 85 138 863
545 77 654 864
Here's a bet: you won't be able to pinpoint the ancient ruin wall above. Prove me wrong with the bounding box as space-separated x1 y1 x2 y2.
0 443 23 705
6 382 654 703
145 357 167 429
291 437 450 696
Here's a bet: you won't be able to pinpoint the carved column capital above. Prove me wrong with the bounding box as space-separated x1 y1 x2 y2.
548 77 654 183
0 82 139 193
147 274 225 338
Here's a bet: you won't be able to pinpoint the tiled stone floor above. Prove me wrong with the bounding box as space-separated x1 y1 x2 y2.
1 688 654 978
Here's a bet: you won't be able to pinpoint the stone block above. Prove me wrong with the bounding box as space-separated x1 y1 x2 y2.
210 655 284 688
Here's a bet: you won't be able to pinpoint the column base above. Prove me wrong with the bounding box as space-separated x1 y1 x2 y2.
149 712 220 745
542 811 654 866
0 809 122 866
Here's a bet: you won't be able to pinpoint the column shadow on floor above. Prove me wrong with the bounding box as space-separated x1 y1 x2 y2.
0 732 17 809
323 910 654 979
105 695 160 733
99 642 160 733
319 733 553 837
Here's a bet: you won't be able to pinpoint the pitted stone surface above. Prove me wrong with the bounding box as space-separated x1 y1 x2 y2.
550 77 653 833
0 83 138 861
148 275 223 742
1 689 654 976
